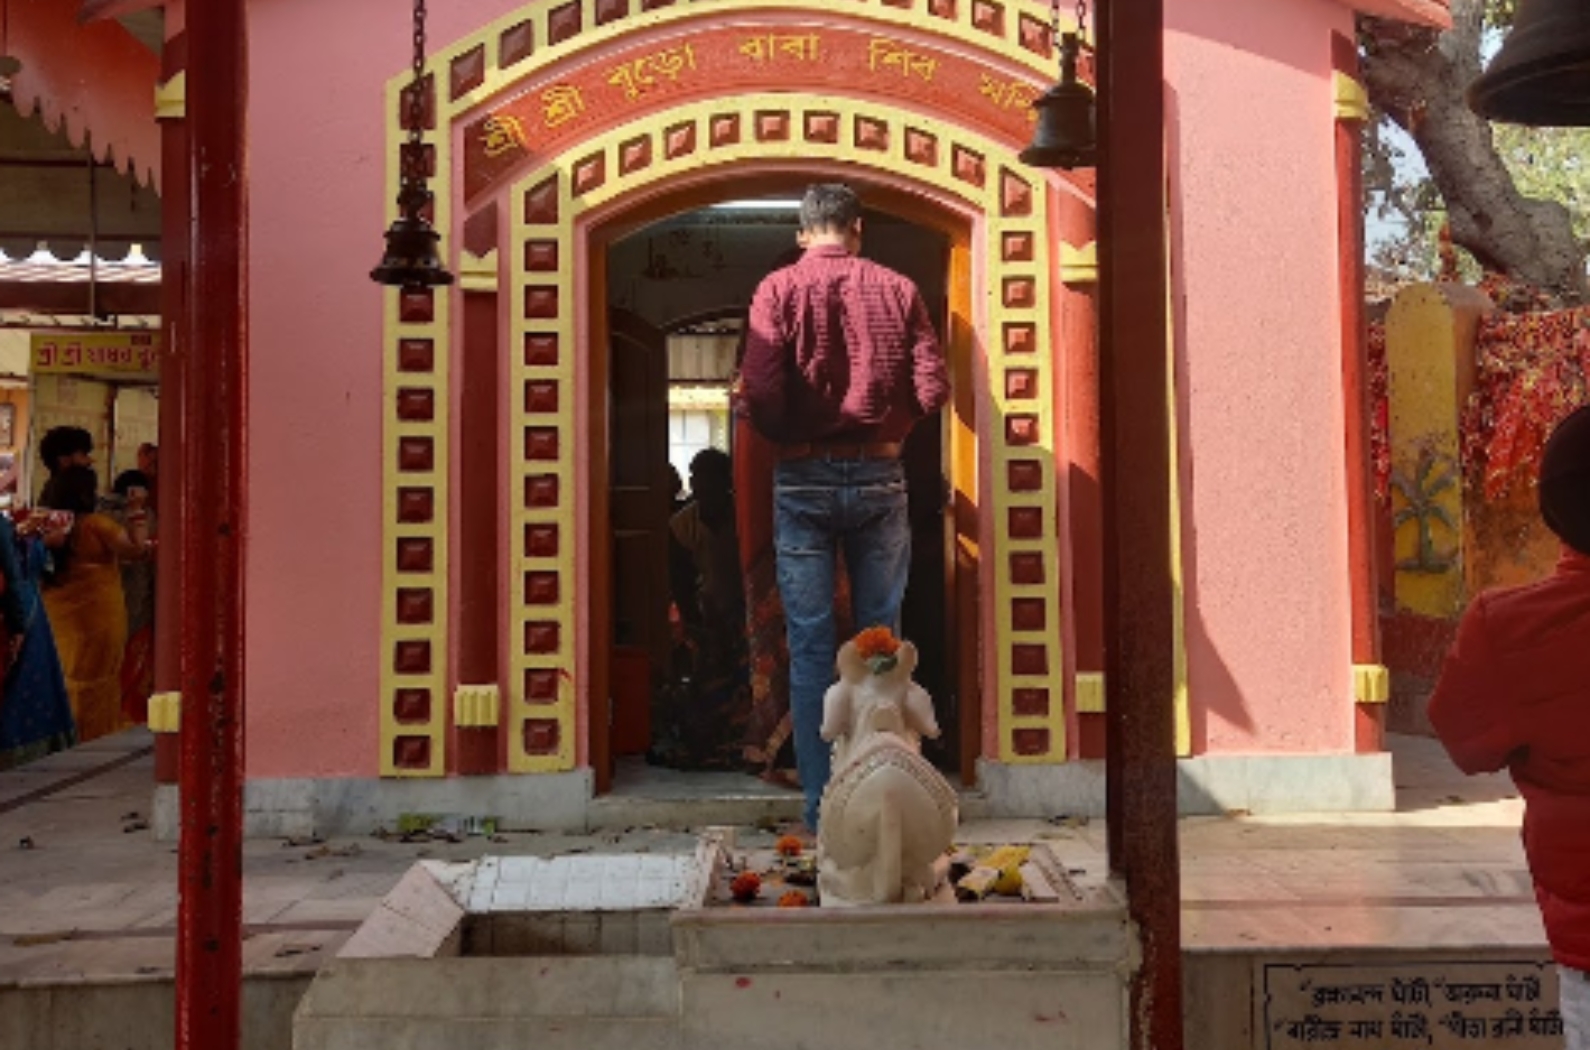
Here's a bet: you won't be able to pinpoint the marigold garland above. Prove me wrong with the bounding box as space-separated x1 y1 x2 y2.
775 835 804 858
777 891 810 908
854 626 901 659
730 871 762 903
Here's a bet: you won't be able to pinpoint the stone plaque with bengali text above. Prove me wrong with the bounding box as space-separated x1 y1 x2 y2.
1263 961 1562 1048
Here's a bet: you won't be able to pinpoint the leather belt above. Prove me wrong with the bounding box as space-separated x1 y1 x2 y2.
777 441 902 462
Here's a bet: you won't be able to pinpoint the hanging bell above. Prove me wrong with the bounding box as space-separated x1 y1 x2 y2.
370 188 454 288
1020 33 1096 169
1469 0 1590 126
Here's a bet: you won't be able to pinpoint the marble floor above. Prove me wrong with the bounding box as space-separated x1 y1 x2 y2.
0 730 1540 988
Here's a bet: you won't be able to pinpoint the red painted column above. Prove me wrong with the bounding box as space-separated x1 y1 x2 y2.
174 0 248 1046
1332 33 1385 754
153 14 188 788
456 285 501 775
1097 2 1184 1049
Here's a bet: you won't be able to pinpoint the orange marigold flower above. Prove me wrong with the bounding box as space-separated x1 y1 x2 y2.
854 626 901 660
775 835 804 858
730 871 762 902
777 891 809 908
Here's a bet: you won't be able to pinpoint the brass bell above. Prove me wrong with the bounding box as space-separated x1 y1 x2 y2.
1469 0 1590 126
371 191 454 289
1020 32 1096 170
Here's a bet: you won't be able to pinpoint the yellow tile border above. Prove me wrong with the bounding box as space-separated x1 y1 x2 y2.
459 249 500 293
1059 241 1097 285
382 0 1096 774
1075 672 1105 715
1353 663 1390 705
454 684 503 728
147 691 181 734
507 94 1069 767
154 72 186 121
1333 71 1369 123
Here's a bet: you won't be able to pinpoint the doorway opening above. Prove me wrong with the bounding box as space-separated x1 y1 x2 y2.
589 187 978 801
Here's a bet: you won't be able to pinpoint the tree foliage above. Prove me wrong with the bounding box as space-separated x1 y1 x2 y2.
1361 0 1588 302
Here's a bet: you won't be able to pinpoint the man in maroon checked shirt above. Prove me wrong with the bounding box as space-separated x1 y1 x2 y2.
739 183 950 831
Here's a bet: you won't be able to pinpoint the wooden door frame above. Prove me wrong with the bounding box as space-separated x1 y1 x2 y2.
584 176 980 792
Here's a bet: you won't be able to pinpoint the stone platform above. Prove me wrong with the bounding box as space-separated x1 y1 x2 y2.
0 731 1550 1049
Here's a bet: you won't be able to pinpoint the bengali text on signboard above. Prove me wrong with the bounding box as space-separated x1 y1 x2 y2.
31 332 160 381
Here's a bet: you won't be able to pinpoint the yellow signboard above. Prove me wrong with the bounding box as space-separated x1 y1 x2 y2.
31 331 160 381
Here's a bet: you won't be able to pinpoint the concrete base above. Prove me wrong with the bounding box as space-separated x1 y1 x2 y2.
977 751 1396 818
155 751 1392 841
0 975 309 1050
294 853 1134 1050
153 769 594 840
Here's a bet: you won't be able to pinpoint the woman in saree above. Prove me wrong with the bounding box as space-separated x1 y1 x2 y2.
0 512 75 768
39 465 150 742
104 470 156 724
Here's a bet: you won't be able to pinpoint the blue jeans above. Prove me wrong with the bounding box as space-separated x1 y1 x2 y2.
773 457 912 829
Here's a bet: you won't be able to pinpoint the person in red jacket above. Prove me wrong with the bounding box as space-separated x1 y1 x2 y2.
1429 404 1590 1049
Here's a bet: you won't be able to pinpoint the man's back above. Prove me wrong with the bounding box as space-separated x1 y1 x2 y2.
740 244 948 445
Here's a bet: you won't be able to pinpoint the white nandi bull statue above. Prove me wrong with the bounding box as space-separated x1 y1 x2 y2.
817 630 959 907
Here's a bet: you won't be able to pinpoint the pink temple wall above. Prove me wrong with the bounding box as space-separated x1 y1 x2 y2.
245 0 525 779
243 0 1362 780
1166 0 1357 754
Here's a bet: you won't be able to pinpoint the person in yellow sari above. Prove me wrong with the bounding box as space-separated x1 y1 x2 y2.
39 465 151 742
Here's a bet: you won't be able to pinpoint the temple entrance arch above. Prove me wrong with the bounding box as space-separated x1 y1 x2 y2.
378 0 1090 786
586 175 976 792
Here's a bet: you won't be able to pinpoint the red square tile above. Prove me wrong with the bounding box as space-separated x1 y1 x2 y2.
393 735 433 769
1012 687 1049 717
525 523 560 557
524 718 561 754
396 388 435 422
499 21 535 67
398 437 435 473
1011 597 1046 632
395 640 432 674
524 240 559 272
397 588 434 624
394 689 432 724
524 380 559 414
525 668 562 703
524 571 560 605
1010 551 1045 584
398 338 434 372
525 474 559 508
525 333 559 367
525 621 561 654
1008 506 1043 539
524 427 560 461
1012 643 1048 676
397 487 435 524
396 538 434 573
1007 460 1043 492
1012 727 1050 757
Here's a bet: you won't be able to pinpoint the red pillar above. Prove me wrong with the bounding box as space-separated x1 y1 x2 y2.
175 0 248 1046
1332 33 1385 754
1097 2 1184 1049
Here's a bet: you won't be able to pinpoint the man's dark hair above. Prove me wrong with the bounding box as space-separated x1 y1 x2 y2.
690 447 733 492
1540 405 1590 555
39 426 92 473
41 464 99 515
799 183 862 234
113 469 151 497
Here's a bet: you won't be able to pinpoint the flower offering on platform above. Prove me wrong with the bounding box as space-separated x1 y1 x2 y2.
853 626 902 675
